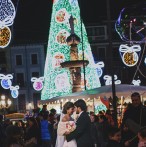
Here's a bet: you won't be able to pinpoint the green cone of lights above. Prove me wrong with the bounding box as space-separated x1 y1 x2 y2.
41 0 101 100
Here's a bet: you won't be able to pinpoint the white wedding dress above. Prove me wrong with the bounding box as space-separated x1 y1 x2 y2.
55 114 77 147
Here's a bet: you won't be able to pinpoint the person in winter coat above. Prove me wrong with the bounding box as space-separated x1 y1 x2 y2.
40 113 51 147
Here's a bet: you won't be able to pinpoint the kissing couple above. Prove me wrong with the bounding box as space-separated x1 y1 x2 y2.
55 99 92 147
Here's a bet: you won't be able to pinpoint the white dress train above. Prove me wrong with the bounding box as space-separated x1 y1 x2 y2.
55 114 77 147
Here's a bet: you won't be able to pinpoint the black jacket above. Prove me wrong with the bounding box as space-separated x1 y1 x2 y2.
66 112 92 147
106 140 124 147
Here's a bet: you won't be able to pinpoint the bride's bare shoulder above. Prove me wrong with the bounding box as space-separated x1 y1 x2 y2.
62 115 68 122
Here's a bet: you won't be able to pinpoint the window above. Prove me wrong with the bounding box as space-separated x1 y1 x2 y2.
32 72 39 77
16 55 22 65
33 93 41 108
98 48 106 60
0 51 6 64
16 73 25 87
18 94 26 110
31 54 38 64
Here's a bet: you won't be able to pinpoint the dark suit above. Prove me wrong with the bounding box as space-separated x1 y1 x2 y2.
66 111 92 147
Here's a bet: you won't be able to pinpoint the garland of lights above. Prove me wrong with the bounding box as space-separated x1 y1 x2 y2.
0 0 16 48
119 44 141 67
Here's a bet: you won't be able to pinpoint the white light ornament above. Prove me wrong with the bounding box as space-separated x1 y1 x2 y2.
0 0 16 48
0 74 13 89
144 56 146 65
119 44 141 67
132 79 141 86
94 61 104 78
103 75 121 86
10 85 19 98
31 77 44 91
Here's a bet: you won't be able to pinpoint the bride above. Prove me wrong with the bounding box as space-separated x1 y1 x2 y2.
55 102 77 147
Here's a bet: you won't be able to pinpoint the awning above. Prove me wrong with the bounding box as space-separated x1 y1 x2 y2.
39 84 146 104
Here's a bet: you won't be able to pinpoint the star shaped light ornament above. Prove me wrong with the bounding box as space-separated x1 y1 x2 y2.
0 0 16 48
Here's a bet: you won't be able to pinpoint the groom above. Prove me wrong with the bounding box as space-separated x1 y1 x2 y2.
66 99 92 147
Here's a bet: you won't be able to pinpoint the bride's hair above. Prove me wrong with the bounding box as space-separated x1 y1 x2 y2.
62 102 74 114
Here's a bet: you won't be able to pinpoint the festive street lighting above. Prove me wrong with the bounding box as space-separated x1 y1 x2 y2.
0 95 12 120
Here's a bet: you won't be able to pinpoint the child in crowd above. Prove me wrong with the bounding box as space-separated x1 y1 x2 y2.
106 127 124 147
138 127 146 147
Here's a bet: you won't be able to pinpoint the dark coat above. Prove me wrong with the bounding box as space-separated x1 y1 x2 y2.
66 111 92 147
121 104 146 147
106 140 124 147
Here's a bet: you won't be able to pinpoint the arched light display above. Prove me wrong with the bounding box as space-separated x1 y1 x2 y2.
119 44 141 67
0 0 16 48
103 75 121 86
10 85 19 98
132 79 141 86
0 74 13 89
31 77 44 91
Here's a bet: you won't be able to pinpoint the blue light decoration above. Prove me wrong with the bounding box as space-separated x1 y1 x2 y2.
10 85 19 98
94 61 104 78
0 74 13 89
95 104 107 115
31 77 44 91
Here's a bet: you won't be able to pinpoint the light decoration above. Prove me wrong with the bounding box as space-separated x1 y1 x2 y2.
10 85 19 98
54 73 70 92
0 26 11 48
0 74 13 89
144 56 146 65
103 75 121 86
132 79 141 86
95 104 107 115
115 3 146 43
52 52 65 68
31 77 44 91
55 8 70 24
119 44 141 67
93 61 104 78
41 0 101 100
0 0 16 48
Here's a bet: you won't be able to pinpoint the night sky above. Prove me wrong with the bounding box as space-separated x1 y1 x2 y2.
11 0 145 43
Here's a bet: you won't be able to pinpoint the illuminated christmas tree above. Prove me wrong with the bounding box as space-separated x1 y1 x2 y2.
41 0 101 100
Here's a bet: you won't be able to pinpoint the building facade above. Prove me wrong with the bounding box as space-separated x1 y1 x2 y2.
7 43 46 112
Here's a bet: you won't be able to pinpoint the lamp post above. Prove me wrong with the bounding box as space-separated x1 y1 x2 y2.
0 95 12 120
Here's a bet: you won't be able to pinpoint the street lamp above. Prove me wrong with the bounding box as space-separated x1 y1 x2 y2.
0 95 12 120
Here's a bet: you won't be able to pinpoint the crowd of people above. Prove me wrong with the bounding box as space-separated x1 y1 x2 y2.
0 92 146 147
